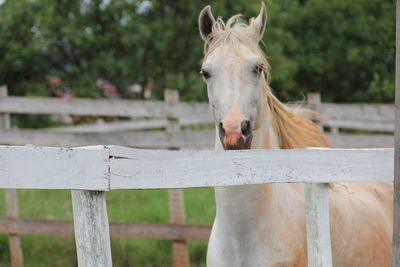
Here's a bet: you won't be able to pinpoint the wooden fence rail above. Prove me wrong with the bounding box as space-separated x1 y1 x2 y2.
0 218 211 241
0 145 393 190
0 144 395 267
0 96 212 119
0 94 396 134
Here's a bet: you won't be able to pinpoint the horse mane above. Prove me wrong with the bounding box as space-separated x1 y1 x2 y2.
203 13 330 149
265 88 331 149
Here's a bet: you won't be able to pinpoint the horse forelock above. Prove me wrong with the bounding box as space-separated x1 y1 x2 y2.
202 14 271 84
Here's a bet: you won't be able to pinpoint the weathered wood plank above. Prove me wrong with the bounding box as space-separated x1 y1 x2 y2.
318 103 394 123
0 86 24 267
164 89 191 267
0 96 393 123
109 146 394 189
0 96 212 119
305 183 332 267
322 119 394 132
326 133 393 148
53 116 213 133
393 0 400 265
0 129 215 149
0 145 395 190
306 94 333 267
0 146 109 190
0 128 393 149
0 218 211 241
0 126 286 149
71 190 112 267
1 95 394 124
5 190 23 267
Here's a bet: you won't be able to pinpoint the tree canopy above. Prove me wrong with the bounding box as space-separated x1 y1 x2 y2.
0 0 396 102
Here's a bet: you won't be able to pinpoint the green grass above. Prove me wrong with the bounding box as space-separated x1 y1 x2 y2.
0 188 215 267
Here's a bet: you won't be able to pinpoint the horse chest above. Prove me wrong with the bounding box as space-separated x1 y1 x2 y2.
208 185 307 267
207 219 299 267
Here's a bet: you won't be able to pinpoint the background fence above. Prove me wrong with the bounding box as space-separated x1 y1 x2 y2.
0 84 395 267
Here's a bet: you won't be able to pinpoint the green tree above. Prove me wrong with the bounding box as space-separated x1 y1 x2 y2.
0 0 396 103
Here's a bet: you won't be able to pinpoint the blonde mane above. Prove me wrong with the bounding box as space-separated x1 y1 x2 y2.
265 89 330 149
202 6 391 267
203 15 330 149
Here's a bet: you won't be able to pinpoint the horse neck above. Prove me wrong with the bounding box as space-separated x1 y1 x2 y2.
214 95 295 230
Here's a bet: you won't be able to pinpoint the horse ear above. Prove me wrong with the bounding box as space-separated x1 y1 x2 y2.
199 5 216 42
253 2 267 42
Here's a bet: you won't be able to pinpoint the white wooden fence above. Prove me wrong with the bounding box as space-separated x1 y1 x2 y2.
0 87 396 150
0 145 394 267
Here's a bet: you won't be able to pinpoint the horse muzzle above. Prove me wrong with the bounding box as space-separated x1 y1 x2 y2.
218 120 253 150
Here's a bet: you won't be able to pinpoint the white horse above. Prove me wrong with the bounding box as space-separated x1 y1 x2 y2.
198 3 392 266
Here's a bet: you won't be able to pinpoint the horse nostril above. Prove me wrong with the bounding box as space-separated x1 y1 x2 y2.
218 122 225 133
218 122 225 140
241 120 252 137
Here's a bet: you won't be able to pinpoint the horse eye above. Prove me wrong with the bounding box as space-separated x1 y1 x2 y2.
252 64 264 75
200 69 211 79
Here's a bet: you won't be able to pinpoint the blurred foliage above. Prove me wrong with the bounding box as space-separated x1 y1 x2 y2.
0 0 396 103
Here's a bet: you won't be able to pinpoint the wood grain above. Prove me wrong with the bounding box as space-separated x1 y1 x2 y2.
109 146 394 189
0 129 393 149
0 218 211 241
0 129 215 149
0 96 212 119
0 86 24 267
306 94 333 267
53 116 213 133
393 0 400 265
0 145 109 190
305 183 332 267
71 190 112 267
165 89 191 267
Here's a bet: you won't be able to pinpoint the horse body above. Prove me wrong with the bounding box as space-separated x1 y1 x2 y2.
198 3 392 266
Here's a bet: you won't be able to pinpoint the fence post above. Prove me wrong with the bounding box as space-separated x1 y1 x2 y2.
393 0 400 265
305 183 332 267
307 93 322 130
0 85 24 267
164 89 190 267
307 92 337 134
71 191 112 267
306 93 333 267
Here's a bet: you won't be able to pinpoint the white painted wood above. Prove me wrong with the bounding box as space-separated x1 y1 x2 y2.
0 86 11 128
326 133 393 148
393 0 400 264
0 145 395 190
0 95 394 123
52 116 213 133
0 129 215 149
71 190 112 267
306 94 333 267
0 128 393 150
305 183 332 267
164 89 191 267
0 146 109 190
0 96 212 119
322 119 394 132
108 146 394 189
318 103 394 123
0 85 24 267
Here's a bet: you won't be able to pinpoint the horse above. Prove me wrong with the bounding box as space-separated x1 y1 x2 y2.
198 3 392 266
